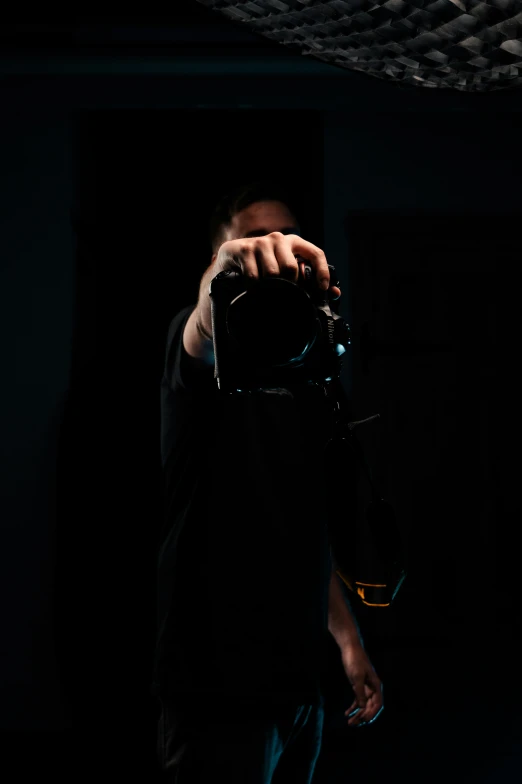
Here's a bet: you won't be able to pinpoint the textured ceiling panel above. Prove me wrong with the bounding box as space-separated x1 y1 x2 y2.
194 0 522 91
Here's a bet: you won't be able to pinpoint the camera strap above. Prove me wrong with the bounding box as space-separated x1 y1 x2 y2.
320 378 407 607
321 378 381 501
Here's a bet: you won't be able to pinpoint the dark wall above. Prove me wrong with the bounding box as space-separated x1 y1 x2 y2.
0 108 73 731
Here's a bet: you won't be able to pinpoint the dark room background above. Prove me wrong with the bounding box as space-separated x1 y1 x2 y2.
1 7 521 782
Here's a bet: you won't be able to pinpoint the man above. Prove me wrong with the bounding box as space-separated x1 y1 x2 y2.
151 180 383 782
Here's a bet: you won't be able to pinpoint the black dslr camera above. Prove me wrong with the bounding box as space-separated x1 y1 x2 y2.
208 261 350 393
208 261 407 609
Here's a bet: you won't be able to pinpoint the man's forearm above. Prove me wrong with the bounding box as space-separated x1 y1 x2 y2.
195 262 218 338
182 263 216 364
328 563 364 651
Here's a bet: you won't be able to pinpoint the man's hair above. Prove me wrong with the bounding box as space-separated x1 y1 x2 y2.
208 179 302 255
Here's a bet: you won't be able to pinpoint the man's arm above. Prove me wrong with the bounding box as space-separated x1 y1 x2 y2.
328 552 364 650
182 263 216 367
183 308 214 367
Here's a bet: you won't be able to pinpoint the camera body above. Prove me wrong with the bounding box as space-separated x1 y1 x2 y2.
208 262 351 393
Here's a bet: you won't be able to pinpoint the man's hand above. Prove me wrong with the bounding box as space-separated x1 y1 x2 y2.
215 230 339 288
195 231 341 340
341 642 384 728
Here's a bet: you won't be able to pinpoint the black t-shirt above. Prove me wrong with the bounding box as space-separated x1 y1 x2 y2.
150 304 335 707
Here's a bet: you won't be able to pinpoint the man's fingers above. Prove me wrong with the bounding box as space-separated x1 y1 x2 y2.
271 238 300 282
254 239 281 278
290 236 330 289
346 676 383 726
347 688 382 725
358 691 383 724
225 233 331 289
235 247 259 282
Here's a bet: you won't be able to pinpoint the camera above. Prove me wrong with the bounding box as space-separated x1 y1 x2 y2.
208 261 351 393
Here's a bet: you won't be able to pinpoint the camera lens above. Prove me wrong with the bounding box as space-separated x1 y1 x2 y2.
226 278 317 366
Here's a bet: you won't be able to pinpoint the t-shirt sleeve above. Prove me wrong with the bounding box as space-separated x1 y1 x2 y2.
163 304 215 393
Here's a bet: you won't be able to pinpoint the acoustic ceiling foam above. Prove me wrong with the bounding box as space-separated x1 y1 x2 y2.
194 0 522 91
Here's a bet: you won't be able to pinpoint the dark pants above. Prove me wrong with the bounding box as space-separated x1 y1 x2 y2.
156 694 325 783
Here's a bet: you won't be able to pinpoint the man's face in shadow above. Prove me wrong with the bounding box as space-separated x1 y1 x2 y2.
211 200 300 264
